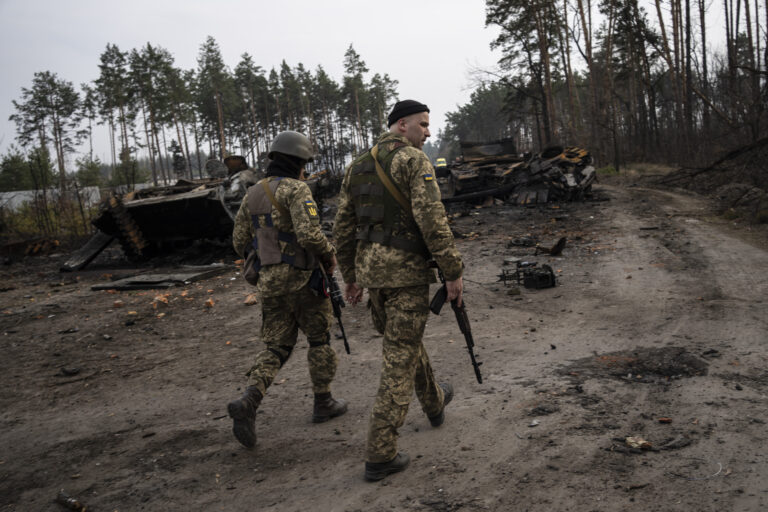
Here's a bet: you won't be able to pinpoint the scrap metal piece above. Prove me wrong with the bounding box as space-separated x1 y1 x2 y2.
60 230 115 272
91 264 230 290
535 237 567 256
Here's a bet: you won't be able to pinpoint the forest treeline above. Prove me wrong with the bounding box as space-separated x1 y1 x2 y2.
4 36 398 193
437 0 768 170
3 0 768 199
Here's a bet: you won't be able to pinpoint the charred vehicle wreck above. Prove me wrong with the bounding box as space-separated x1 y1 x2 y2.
61 156 336 271
438 140 596 205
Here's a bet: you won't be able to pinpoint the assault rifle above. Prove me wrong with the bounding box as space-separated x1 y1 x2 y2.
319 267 350 354
429 264 483 384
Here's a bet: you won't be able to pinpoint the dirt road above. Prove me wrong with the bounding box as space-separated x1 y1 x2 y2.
2 181 767 511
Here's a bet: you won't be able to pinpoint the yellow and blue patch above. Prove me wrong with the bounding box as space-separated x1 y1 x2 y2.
423 173 434 181
304 200 319 217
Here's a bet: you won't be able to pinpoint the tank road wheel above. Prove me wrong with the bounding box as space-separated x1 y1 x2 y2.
105 196 149 261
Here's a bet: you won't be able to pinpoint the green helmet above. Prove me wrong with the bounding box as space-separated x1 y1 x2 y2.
268 131 314 162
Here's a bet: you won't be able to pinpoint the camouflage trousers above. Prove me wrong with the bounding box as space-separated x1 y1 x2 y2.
246 284 337 396
366 285 446 463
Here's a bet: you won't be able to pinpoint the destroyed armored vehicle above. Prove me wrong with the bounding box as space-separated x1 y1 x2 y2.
61 157 262 271
438 140 595 205
62 156 342 271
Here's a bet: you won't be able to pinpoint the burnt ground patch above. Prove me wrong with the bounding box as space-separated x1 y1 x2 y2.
558 347 709 384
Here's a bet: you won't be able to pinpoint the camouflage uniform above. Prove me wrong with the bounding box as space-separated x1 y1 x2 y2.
333 132 463 463
232 177 337 396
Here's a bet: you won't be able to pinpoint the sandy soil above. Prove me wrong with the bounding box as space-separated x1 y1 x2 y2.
2 179 768 512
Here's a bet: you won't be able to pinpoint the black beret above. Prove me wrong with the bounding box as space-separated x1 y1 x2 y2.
388 99 430 126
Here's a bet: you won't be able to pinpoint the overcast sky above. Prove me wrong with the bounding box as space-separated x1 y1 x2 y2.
0 0 502 163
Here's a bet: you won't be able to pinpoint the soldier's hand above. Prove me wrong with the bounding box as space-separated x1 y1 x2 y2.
446 277 463 307
323 254 338 275
345 282 363 305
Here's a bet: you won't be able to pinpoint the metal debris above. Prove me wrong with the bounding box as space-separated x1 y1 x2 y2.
439 142 596 205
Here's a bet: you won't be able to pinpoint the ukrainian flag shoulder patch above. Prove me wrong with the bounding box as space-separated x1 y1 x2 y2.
304 200 318 217
423 173 434 181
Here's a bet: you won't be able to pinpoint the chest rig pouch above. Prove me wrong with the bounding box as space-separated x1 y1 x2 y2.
348 141 429 257
244 177 317 284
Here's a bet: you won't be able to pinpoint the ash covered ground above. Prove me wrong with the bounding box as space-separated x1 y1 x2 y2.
2 176 768 511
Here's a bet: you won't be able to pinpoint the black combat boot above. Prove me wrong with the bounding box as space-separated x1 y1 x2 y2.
312 392 348 423
227 386 263 448
365 452 411 481
428 382 454 427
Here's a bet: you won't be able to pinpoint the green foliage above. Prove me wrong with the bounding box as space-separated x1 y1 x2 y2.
9 71 83 180
1 198 96 238
108 148 149 187
596 165 618 175
12 37 403 182
27 147 57 190
0 147 34 191
1 146 57 192
75 156 104 187
0 202 39 237
168 140 186 175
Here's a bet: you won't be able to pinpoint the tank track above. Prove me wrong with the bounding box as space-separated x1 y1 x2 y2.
103 195 148 261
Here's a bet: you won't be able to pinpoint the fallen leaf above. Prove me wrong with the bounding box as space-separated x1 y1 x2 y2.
113 300 124 308
244 293 258 305
225 341 231 345
204 298 215 308
127 311 138 315
207 289 214 294
181 290 189 297
156 313 166 319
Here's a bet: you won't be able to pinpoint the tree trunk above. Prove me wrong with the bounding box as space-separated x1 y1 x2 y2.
216 91 227 159
151 116 167 183
699 0 711 136
248 93 261 167
141 101 158 186
179 114 193 179
160 128 171 177
172 111 191 178
685 0 694 154
109 116 117 170
191 114 203 178
576 0 599 151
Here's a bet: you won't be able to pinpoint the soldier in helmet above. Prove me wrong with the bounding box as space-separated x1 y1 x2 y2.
333 100 464 481
228 130 347 450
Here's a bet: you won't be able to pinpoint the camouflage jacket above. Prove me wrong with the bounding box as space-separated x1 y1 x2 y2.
233 177 334 297
333 132 463 288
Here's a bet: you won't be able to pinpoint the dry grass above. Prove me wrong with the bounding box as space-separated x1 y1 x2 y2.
621 162 678 177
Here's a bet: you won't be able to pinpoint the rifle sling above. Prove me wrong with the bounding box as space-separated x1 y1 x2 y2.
370 145 412 215
261 179 290 218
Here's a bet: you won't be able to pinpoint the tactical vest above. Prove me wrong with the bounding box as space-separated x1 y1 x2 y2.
348 141 429 257
246 177 318 275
